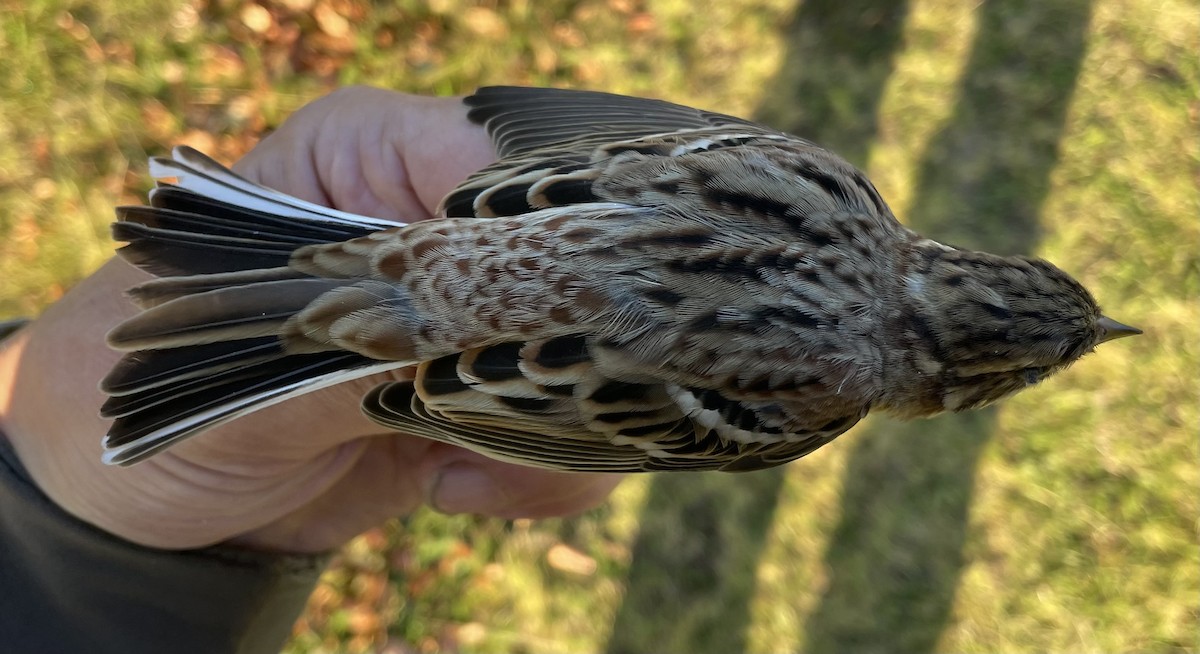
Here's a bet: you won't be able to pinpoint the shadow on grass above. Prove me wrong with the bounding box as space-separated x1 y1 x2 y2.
802 1 1093 652
606 2 910 652
607 0 1094 651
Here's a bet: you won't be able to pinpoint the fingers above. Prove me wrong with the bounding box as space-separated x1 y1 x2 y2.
418 446 624 519
221 434 436 552
224 436 623 552
387 93 495 213
231 87 494 219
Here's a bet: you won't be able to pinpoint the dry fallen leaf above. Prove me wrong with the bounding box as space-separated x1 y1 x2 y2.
456 622 487 647
461 6 509 40
314 2 352 39
546 543 598 576
240 2 274 35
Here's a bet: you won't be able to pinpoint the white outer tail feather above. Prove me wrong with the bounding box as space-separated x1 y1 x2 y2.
101 361 408 465
150 146 407 229
102 147 419 465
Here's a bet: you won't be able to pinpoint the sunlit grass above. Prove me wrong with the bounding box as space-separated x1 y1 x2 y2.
1 1 1195 652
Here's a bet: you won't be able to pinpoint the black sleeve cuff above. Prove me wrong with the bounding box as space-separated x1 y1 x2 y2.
0 434 329 654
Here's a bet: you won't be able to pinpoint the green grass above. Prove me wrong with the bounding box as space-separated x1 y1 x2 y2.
1 1 1196 652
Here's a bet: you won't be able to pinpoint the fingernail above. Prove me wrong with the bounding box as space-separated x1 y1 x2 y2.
427 463 511 514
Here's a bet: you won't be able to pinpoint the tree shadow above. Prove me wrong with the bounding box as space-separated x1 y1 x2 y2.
802 1 1093 652
606 2 911 652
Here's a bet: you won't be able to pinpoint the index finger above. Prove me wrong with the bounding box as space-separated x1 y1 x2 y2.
231 88 495 220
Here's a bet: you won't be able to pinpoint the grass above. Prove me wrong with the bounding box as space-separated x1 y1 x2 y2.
1 0 1196 652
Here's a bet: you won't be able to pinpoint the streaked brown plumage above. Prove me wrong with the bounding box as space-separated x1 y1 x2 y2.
100 86 1140 470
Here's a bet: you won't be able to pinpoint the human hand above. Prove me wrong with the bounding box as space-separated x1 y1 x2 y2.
0 87 623 553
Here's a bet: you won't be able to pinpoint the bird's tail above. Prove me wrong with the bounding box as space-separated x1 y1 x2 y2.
101 147 407 465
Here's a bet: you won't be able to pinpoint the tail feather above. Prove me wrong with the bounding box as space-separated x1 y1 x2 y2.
102 353 397 465
112 218 302 276
126 268 308 308
148 187 373 242
106 278 347 350
101 147 415 465
102 337 282 396
101 346 289 419
148 146 403 230
114 146 407 278
102 346 368 421
122 202 332 245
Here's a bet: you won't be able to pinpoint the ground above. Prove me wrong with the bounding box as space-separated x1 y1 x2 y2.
0 1 1196 652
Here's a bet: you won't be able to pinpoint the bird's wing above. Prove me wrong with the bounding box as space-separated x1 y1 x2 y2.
443 86 800 218
464 86 776 159
363 334 685 472
361 334 856 472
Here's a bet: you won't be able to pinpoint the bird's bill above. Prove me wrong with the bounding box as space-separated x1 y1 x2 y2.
1097 315 1142 343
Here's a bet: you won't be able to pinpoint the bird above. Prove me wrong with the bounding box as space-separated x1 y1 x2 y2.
99 86 1141 471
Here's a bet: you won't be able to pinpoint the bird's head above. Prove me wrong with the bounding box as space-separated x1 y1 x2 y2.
889 242 1140 415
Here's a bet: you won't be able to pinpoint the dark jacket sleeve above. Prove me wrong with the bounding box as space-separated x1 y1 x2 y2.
0 435 329 654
